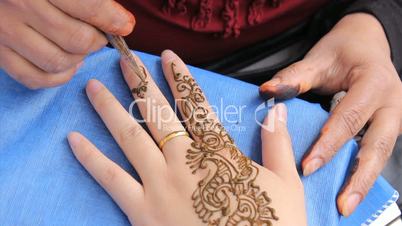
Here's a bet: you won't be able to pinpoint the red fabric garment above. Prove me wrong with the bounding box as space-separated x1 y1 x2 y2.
117 0 329 64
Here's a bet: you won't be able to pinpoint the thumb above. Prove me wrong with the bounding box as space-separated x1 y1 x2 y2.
261 103 298 181
259 60 323 100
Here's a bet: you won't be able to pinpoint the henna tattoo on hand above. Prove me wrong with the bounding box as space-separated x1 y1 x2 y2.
106 34 148 98
130 66 148 98
171 63 279 225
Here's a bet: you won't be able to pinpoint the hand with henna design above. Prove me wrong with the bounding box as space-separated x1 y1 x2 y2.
67 50 306 226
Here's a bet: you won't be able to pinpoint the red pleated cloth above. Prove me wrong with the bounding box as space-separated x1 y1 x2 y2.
117 0 329 64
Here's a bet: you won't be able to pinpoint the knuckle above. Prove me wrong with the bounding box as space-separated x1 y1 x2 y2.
0 20 18 42
118 124 143 144
352 172 376 196
338 108 364 137
368 69 393 90
283 61 313 76
69 26 98 53
281 63 299 77
373 136 394 160
100 165 119 187
42 51 72 73
82 0 106 22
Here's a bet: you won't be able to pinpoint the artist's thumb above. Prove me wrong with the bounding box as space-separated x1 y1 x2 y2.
259 59 324 100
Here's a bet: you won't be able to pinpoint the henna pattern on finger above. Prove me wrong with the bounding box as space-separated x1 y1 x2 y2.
171 63 279 225
106 34 148 98
130 66 149 98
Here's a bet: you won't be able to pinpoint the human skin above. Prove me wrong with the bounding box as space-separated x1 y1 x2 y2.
2 0 400 217
67 50 307 225
0 0 135 88
260 13 402 216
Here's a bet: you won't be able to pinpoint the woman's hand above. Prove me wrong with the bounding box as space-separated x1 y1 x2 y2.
260 13 402 216
0 0 134 89
67 50 306 226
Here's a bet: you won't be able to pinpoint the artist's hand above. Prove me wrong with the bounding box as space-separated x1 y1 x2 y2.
67 50 306 226
0 0 134 88
260 13 402 216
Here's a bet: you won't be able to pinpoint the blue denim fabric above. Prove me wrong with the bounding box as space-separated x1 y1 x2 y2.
0 47 397 226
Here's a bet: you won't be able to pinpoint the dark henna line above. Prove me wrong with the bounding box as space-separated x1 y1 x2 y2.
130 66 149 98
171 62 279 225
275 84 300 100
259 84 300 100
258 90 274 101
106 34 148 98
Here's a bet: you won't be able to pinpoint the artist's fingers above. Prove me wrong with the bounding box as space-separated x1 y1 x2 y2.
261 104 298 182
27 0 107 55
302 77 380 176
86 79 166 185
0 45 80 89
49 0 135 36
67 132 144 218
1 24 84 74
259 59 326 100
120 55 191 160
337 108 399 217
161 50 226 144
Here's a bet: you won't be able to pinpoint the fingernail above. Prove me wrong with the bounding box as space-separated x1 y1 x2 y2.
342 193 362 217
275 84 300 100
259 88 274 100
275 103 287 124
112 14 128 28
303 158 324 176
112 13 133 35
259 81 300 100
87 80 102 95
111 2 135 35
67 132 81 149
161 50 176 63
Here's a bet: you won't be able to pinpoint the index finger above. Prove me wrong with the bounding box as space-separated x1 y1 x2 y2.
67 132 144 218
49 0 135 36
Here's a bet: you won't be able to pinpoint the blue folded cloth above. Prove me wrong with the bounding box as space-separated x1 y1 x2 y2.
0 47 398 226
